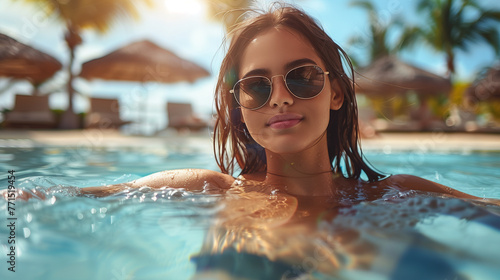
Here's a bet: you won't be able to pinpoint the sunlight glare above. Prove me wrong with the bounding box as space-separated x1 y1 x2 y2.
162 0 207 16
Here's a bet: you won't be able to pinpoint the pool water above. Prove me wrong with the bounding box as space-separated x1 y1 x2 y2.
1 145 499 280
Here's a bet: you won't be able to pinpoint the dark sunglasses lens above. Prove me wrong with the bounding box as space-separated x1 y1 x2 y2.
286 66 325 98
234 77 271 109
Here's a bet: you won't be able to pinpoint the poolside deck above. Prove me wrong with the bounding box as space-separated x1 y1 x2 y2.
0 129 499 152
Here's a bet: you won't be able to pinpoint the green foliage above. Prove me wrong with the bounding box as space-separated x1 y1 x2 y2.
348 0 420 66
21 0 151 32
416 0 500 75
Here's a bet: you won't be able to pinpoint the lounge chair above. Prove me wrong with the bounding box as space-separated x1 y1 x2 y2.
3 94 57 129
85 97 131 129
166 102 208 132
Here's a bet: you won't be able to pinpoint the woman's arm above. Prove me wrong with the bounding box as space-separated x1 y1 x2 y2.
389 175 500 208
387 174 480 199
80 169 235 197
2 169 235 200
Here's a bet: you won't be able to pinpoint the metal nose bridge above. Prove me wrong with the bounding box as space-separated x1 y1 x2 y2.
267 74 293 105
270 74 286 80
268 74 289 94
269 74 287 83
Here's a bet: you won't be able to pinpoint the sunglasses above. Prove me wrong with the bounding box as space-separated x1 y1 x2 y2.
230 65 329 110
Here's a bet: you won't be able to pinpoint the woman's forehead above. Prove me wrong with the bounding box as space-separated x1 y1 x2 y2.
238 27 324 76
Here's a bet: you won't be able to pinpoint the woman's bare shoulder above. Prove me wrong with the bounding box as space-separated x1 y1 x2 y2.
238 172 266 181
81 169 235 197
131 169 235 190
382 174 478 199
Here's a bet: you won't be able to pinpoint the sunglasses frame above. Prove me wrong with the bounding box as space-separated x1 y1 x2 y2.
230 64 329 110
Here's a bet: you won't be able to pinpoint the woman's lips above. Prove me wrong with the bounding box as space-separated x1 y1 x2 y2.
267 113 303 129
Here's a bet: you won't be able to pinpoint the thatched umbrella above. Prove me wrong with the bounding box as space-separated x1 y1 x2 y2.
355 56 451 96
79 39 210 134
465 66 500 104
355 56 452 131
79 40 209 83
0 33 62 92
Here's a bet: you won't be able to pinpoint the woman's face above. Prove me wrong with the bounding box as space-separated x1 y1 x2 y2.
238 27 342 155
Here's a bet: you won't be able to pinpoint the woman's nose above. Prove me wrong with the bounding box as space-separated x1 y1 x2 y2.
269 76 294 108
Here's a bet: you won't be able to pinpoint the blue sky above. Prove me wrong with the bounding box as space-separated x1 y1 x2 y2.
1 0 499 133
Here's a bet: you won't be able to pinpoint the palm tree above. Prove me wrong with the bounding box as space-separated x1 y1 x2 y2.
205 0 256 32
416 0 500 77
348 0 418 66
20 0 151 128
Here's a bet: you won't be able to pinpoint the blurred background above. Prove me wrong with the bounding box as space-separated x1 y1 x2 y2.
0 0 499 136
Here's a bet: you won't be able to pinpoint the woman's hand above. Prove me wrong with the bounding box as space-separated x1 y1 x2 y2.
1 188 47 201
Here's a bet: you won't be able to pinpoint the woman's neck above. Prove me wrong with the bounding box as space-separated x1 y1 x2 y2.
263 136 337 196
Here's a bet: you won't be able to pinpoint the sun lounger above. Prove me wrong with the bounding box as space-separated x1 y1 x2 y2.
3 94 57 129
167 102 208 132
85 97 131 129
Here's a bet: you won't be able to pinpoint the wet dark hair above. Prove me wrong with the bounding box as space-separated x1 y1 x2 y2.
213 3 384 181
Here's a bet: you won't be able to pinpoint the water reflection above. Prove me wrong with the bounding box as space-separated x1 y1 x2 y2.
1 177 500 279
192 177 500 279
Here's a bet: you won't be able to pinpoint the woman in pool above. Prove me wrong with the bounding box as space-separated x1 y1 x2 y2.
79 4 476 201
7 4 498 279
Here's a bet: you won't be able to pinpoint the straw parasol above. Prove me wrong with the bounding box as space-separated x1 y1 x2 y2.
465 66 500 103
79 39 210 135
79 39 209 83
355 56 451 96
0 33 62 88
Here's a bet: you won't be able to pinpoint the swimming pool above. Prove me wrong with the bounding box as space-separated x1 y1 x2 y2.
1 142 499 280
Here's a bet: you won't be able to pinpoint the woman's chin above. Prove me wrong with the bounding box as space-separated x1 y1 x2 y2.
262 140 315 155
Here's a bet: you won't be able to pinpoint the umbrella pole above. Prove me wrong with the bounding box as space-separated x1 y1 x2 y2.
59 29 81 130
59 87 79 129
59 72 79 129
59 109 79 129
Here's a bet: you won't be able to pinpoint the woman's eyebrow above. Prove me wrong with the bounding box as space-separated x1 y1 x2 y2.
242 68 269 78
241 58 319 78
285 58 318 69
